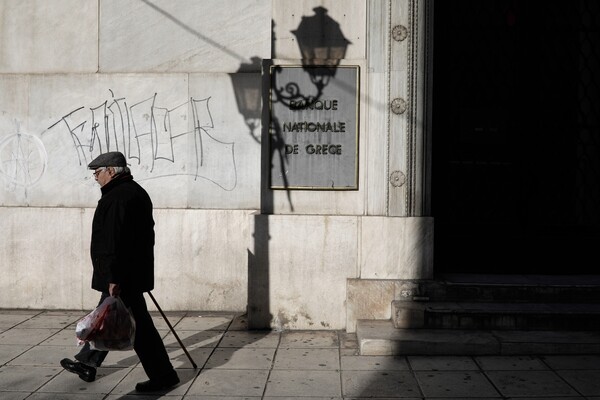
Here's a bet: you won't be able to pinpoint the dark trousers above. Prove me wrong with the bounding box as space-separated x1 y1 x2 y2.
75 292 176 381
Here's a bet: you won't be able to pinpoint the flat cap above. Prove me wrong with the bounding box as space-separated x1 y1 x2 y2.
88 151 126 169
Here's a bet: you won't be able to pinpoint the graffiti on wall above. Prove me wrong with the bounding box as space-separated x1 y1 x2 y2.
40 91 237 190
0 131 48 192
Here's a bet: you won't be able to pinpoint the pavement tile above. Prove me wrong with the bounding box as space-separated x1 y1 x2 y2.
17 314 79 329
0 310 42 315
342 370 421 398
110 365 196 396
0 312 41 330
555 370 600 396
205 347 275 370
167 346 212 369
8 346 85 366
147 312 186 331
219 330 281 348
486 370 581 397
280 331 339 348
0 328 61 346
188 368 269 396
423 398 502 400
341 332 359 350
94 349 140 368
0 365 62 391
8 345 76 366
474 355 549 370
1 308 598 400
174 315 234 331
340 333 360 356
345 398 419 400
408 355 479 371
163 328 223 349
105 395 182 400
519 398 584 400
264 398 342 400
184 397 258 400
541 355 600 370
414 371 501 398
38 329 80 346
0 344 31 365
228 314 249 331
273 347 339 370
41 311 87 317
265 369 341 397
340 347 359 356
40 366 131 394
0 393 31 400
341 355 410 371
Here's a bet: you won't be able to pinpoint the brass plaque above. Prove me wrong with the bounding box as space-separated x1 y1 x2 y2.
269 65 359 190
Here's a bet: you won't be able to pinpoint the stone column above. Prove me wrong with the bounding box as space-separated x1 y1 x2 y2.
367 0 433 217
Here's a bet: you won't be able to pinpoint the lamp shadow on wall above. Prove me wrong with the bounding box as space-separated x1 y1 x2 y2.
138 0 272 334
229 57 263 144
113 3 272 395
228 56 275 329
291 6 351 91
242 7 351 329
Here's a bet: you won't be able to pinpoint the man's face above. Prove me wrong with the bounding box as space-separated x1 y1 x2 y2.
93 167 113 187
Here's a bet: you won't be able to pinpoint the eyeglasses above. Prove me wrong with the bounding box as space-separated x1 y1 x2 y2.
93 167 106 177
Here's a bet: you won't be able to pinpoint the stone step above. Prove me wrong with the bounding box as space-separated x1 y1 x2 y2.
427 274 600 303
357 319 600 356
392 301 600 330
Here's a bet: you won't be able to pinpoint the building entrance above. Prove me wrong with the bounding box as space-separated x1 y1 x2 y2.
431 0 600 274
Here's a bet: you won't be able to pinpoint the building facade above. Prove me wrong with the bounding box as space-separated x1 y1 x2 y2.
1 0 598 332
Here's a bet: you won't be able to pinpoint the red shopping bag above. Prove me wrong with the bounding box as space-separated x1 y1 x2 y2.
76 296 136 351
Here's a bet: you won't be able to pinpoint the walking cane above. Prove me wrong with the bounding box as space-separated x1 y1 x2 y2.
147 291 198 369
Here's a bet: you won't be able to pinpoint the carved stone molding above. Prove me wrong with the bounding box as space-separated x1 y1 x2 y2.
390 170 406 187
392 25 408 41
391 98 407 114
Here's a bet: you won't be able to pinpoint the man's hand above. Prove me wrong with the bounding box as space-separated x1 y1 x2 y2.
109 283 121 297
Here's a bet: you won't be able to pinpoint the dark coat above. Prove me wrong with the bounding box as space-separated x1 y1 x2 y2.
90 173 155 293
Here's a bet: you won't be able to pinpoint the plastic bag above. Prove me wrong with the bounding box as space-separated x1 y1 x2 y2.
76 296 136 351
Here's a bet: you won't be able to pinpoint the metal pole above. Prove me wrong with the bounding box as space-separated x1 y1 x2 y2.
147 291 198 369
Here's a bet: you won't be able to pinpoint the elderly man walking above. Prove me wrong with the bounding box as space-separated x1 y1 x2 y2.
60 151 179 392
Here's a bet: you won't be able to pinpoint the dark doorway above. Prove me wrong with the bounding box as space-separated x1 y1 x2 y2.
432 0 600 274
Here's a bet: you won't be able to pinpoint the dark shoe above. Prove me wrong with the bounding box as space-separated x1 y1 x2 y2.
135 372 180 392
60 358 96 382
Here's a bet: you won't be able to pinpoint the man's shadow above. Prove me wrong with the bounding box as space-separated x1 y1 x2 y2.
113 311 271 398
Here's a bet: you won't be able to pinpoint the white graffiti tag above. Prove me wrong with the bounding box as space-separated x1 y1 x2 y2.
46 92 237 190
0 133 48 189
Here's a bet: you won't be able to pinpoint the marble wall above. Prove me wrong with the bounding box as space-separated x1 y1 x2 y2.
0 0 433 330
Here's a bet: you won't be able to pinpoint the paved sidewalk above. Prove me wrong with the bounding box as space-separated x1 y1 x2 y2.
1 308 599 399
